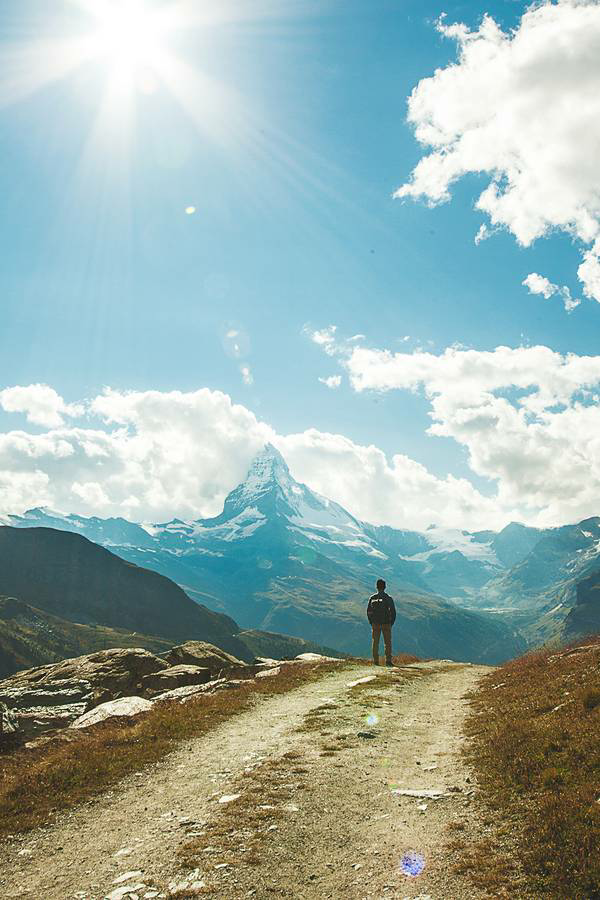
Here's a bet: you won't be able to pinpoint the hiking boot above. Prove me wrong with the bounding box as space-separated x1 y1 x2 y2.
385 660 393 667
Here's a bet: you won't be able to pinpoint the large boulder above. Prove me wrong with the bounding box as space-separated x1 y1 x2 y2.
71 696 152 729
0 648 167 737
165 641 245 673
140 664 212 695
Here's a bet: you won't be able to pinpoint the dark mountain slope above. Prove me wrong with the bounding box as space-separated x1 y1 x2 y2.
0 526 251 660
562 570 600 641
0 596 172 679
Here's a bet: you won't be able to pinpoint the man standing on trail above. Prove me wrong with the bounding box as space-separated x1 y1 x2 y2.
367 578 396 666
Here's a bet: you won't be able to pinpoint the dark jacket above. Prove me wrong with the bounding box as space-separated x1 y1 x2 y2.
367 591 396 626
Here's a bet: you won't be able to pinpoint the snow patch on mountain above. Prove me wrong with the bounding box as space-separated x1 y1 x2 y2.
419 526 500 565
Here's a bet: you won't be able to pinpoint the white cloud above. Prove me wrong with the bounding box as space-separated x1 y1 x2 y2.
0 381 506 531
2 364 600 531
307 325 338 355
318 375 342 389
0 387 272 522
522 273 556 301
396 1 600 303
333 340 600 526
277 429 504 531
522 272 580 312
0 384 83 427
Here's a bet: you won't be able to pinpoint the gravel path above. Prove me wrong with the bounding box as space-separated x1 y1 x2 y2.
0 660 494 900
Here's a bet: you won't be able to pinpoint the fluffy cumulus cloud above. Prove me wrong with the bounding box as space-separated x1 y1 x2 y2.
0 382 510 531
0 384 82 427
336 340 600 526
3 359 600 530
0 388 272 522
277 429 504 531
396 1 600 303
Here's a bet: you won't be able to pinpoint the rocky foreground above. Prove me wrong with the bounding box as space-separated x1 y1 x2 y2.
0 643 337 742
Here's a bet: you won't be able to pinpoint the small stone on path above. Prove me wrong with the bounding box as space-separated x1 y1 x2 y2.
218 793 241 804
113 871 142 884
106 885 146 900
346 676 376 688
391 788 450 798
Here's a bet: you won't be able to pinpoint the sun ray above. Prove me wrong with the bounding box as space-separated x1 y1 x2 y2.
0 36 92 108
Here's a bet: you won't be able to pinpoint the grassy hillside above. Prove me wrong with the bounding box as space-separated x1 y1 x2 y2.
0 597 173 678
451 634 600 898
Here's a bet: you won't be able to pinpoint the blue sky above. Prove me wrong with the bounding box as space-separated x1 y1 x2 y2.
1 0 600 530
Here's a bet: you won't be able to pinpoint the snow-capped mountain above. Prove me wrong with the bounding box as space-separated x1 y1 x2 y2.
7 444 597 657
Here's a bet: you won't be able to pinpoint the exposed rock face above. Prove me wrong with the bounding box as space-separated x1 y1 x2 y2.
0 701 18 734
0 648 167 737
0 525 253 661
165 641 245 673
562 570 600 640
151 679 228 704
71 696 153 729
2 648 167 703
255 666 281 678
140 664 211 695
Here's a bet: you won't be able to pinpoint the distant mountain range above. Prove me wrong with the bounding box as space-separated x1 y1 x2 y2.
10 444 586 662
4 444 599 659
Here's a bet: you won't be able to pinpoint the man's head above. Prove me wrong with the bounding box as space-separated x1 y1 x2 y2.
376 578 386 592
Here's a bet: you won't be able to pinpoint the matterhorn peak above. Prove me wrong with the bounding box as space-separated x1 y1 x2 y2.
245 443 291 483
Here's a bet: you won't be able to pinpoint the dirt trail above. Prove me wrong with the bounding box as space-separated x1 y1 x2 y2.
1 660 494 900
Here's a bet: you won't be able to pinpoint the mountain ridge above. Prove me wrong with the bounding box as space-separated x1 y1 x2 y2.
3 446 537 662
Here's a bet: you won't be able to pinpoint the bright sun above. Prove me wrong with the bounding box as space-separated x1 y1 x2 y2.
88 0 165 76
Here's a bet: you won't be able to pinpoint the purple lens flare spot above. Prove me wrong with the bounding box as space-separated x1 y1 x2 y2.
400 851 425 876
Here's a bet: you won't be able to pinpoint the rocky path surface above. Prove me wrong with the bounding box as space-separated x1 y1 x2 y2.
1 660 494 900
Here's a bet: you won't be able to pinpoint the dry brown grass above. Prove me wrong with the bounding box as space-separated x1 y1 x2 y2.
0 660 352 839
178 749 308 889
457 634 600 899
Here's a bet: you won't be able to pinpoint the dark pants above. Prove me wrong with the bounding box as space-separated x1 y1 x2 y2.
372 623 392 664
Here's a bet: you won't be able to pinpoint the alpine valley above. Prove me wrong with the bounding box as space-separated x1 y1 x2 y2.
5 446 600 662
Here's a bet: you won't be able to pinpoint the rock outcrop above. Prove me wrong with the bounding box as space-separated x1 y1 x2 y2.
71 696 153 729
295 652 340 662
0 648 167 737
164 641 245 673
140 664 211 695
0 701 18 735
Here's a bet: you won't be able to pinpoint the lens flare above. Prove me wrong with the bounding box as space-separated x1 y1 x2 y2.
400 851 425 877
